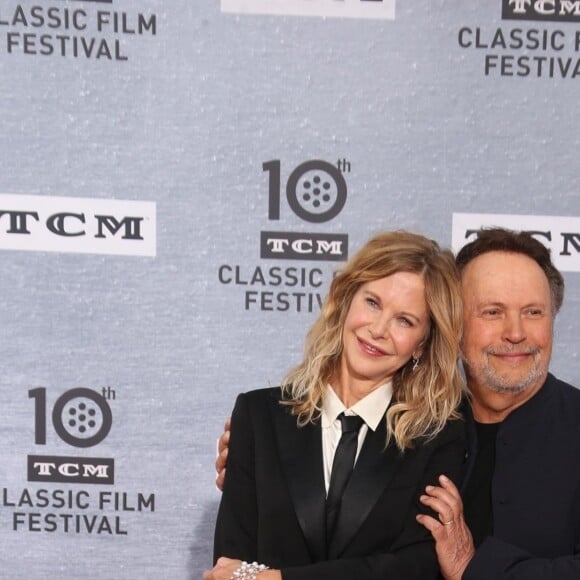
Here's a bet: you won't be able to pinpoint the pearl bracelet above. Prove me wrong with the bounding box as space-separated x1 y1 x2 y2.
230 560 269 580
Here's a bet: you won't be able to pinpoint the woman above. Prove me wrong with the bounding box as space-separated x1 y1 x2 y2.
204 231 466 580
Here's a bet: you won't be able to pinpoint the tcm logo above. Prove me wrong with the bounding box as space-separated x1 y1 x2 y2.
452 213 580 273
0 193 156 256
221 0 396 21
261 231 348 261
503 0 580 21
261 159 349 261
27 387 116 485
28 455 114 485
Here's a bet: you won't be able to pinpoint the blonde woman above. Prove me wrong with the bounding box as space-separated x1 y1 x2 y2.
204 231 466 580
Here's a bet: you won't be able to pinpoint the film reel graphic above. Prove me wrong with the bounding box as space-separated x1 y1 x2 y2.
264 159 348 224
29 387 113 448
286 161 347 223
52 388 112 447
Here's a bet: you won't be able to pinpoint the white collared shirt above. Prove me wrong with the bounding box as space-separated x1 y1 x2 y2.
321 382 393 494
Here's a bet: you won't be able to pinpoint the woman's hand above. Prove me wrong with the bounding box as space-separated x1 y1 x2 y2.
202 557 281 580
202 557 239 580
416 475 475 580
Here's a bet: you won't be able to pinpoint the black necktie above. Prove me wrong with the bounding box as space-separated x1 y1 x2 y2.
326 412 364 542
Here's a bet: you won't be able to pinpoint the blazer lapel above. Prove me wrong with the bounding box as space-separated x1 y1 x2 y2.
273 401 327 562
328 418 403 558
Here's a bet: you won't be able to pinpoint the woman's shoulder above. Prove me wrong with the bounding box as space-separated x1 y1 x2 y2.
425 415 467 448
233 386 293 427
237 386 285 410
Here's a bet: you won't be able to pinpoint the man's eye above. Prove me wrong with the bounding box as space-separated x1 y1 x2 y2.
482 309 500 317
526 309 544 317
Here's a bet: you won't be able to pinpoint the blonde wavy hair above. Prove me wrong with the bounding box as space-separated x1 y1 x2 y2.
282 231 465 451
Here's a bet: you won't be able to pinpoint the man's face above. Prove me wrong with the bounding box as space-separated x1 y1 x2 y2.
460 251 553 420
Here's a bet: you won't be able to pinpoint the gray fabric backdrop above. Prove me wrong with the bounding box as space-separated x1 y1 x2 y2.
1 0 578 577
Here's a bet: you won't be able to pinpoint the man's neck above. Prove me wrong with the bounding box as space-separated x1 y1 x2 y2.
468 375 547 423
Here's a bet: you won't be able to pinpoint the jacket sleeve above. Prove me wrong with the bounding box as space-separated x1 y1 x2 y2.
463 536 580 580
281 420 467 580
213 392 258 563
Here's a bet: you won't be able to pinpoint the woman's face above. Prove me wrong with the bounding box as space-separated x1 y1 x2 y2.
338 272 430 396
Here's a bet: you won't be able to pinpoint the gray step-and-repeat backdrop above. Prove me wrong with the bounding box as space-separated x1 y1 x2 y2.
1 0 579 578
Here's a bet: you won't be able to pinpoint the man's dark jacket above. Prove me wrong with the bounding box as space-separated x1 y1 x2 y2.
462 373 580 580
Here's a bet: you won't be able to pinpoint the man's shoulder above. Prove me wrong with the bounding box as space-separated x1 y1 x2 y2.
548 373 580 402
544 374 580 429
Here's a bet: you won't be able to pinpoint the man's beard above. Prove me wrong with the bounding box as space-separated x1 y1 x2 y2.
464 346 546 394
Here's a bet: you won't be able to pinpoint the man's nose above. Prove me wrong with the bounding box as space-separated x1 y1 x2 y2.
503 313 526 344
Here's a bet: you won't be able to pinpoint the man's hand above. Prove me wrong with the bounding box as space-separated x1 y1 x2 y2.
215 418 231 491
416 475 475 580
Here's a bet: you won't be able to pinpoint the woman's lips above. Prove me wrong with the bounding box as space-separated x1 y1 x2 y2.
357 337 387 357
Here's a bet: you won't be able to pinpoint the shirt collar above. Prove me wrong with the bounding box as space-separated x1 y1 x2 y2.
321 381 393 431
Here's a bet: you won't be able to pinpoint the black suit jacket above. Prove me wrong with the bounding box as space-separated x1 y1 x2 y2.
462 373 580 580
214 387 466 580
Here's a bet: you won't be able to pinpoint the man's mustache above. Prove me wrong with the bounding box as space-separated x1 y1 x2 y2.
485 345 540 356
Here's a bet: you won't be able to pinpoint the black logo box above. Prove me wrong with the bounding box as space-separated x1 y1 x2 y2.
261 231 348 262
28 455 114 485
502 0 580 22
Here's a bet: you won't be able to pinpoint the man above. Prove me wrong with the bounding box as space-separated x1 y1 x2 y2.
416 228 580 579
216 228 580 579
